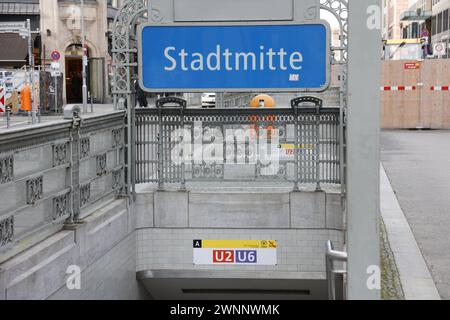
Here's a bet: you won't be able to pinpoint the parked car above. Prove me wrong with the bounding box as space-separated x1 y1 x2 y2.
202 93 216 108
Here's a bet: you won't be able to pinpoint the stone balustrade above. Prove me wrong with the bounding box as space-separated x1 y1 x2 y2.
0 111 126 263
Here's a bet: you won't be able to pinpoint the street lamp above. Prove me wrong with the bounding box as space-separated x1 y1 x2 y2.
81 0 88 113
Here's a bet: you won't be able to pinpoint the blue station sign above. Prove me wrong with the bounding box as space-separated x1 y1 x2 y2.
138 22 330 92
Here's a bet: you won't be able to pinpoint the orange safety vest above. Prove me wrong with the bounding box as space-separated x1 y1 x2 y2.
21 84 32 111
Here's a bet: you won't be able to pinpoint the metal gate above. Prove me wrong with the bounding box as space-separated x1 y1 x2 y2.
135 97 342 190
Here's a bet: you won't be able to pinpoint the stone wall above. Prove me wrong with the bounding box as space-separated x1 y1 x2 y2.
0 111 126 264
0 198 148 300
135 189 344 277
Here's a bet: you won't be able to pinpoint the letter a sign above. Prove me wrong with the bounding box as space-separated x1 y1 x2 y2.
138 22 331 93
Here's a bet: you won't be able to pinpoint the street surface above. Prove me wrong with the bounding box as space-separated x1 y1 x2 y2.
381 130 450 299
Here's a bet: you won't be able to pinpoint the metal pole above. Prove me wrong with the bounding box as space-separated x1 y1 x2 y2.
347 0 381 300
6 106 11 129
316 105 321 191
81 0 88 113
42 44 47 114
54 74 58 113
90 91 94 113
27 19 36 124
37 65 41 123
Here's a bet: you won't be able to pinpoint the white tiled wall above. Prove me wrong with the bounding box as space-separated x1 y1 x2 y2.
137 229 344 274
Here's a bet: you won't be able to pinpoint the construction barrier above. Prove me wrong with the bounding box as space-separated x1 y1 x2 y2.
381 59 450 129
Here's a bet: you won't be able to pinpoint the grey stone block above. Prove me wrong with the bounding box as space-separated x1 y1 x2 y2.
14 145 53 178
0 183 24 215
189 193 290 228
43 168 67 196
84 199 129 266
90 131 113 155
154 191 188 228
79 158 96 183
290 191 326 228
90 175 112 200
135 193 154 229
326 193 343 230
1 230 78 300
13 199 53 239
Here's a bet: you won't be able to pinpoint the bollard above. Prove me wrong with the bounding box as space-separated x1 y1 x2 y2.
89 91 94 113
6 106 11 129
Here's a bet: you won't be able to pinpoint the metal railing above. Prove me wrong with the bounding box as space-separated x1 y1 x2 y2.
135 97 343 190
326 240 348 300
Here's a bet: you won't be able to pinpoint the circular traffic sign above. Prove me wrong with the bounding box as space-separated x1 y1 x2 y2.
51 50 61 62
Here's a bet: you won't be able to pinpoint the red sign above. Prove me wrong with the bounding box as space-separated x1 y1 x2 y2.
212 250 235 263
404 62 420 70
51 50 61 62
0 87 5 113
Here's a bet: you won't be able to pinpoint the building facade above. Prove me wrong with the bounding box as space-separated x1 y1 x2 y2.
40 0 124 104
0 0 41 68
431 0 450 55
382 0 411 39
400 0 432 40
0 0 124 104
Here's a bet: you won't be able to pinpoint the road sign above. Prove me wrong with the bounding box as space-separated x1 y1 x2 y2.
51 62 60 70
138 22 330 92
51 50 61 62
404 62 420 70
0 87 5 113
0 22 26 33
193 240 277 265
433 42 446 56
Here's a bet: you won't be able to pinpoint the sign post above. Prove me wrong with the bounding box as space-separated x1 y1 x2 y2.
51 50 61 113
347 0 381 300
138 22 330 92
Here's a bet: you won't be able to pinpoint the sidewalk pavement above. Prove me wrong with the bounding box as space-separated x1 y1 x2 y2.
380 164 441 300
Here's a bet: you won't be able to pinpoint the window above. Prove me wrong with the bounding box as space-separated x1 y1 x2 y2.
444 9 449 32
432 16 437 35
437 12 442 34
107 0 118 8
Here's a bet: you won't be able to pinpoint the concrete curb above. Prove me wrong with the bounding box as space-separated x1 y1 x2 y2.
380 164 441 300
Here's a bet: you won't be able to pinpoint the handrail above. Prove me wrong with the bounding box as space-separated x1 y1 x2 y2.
326 240 348 300
135 106 341 117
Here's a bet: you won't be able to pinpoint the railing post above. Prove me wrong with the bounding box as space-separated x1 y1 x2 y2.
180 101 186 190
156 97 187 191
157 103 164 190
293 104 299 191
316 104 322 191
291 96 323 190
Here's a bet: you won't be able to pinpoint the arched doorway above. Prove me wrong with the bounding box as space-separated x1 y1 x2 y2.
65 44 90 104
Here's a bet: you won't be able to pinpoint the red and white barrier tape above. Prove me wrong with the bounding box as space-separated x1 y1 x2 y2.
382 86 450 91
381 86 416 91
431 86 450 91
